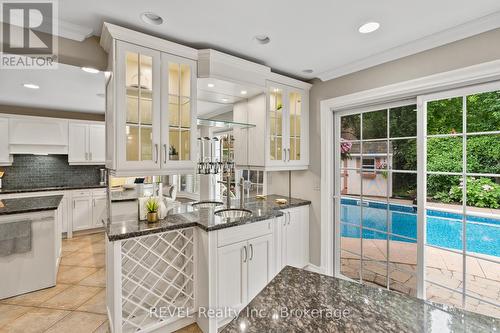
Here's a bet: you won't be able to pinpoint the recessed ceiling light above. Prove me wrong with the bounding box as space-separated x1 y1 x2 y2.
221 98 229 102
141 12 164 26
240 90 247 95
81 67 99 74
207 83 215 88
23 83 39 89
358 22 380 34
254 35 271 45
302 69 314 74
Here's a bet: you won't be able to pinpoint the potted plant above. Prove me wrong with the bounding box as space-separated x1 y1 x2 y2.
145 197 160 223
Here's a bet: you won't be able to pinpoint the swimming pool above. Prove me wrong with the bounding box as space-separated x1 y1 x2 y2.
340 198 500 257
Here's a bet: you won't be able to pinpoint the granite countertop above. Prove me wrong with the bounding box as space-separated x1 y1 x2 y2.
106 195 311 241
0 184 106 195
0 195 64 215
222 266 498 333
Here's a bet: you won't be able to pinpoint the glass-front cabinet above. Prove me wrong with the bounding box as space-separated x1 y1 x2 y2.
118 42 161 172
112 40 197 174
266 81 308 168
162 53 197 171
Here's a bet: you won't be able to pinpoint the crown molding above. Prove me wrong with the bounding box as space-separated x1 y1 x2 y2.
317 11 500 82
56 20 94 42
321 59 500 112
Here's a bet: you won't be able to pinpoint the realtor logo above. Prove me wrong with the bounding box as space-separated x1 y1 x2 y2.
1 0 58 68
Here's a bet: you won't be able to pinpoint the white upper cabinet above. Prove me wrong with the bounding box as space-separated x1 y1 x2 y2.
69 122 105 165
0 117 12 165
101 23 197 176
234 81 310 171
160 53 197 172
89 125 106 163
267 82 309 169
116 42 162 173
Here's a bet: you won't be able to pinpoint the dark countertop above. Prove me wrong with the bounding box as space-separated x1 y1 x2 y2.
0 184 106 195
222 266 498 333
0 195 64 215
106 195 311 241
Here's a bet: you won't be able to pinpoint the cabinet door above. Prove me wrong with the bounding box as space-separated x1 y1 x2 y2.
217 241 247 314
267 82 288 167
116 41 161 172
72 197 92 231
286 89 308 166
160 53 197 170
89 125 105 163
284 208 306 268
92 196 107 228
247 233 273 301
68 123 88 163
0 118 11 164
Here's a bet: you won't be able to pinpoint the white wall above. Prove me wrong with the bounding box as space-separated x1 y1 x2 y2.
267 28 500 267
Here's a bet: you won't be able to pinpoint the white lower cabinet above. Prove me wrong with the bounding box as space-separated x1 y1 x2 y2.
247 233 273 301
92 195 107 228
215 219 275 327
216 240 247 314
279 205 309 270
72 195 92 231
71 189 107 232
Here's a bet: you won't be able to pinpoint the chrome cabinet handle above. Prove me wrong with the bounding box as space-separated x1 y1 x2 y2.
163 144 167 164
288 212 291 225
85 152 88 160
283 214 287 226
154 144 159 163
89 152 92 161
249 244 254 261
287 148 290 162
243 245 248 263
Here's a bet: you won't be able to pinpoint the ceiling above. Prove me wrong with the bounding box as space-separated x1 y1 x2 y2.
56 0 500 80
0 63 105 113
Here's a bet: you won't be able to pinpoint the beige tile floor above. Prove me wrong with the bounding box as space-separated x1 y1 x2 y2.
341 237 500 318
0 233 202 333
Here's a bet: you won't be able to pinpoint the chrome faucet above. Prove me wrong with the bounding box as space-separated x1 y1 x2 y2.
217 175 232 208
238 177 245 208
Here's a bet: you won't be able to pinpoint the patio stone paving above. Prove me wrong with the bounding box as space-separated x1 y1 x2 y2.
340 237 500 318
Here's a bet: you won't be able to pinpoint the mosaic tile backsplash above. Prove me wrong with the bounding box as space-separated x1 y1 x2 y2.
1 155 104 189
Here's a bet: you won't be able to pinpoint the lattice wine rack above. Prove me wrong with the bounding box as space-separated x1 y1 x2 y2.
119 228 195 332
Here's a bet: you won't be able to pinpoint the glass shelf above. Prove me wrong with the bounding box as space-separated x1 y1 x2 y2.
197 118 256 129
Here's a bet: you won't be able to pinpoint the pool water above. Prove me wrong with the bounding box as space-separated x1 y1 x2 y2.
340 198 500 257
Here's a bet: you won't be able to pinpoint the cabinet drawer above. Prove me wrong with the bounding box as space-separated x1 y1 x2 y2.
71 190 91 198
217 219 273 248
92 188 107 197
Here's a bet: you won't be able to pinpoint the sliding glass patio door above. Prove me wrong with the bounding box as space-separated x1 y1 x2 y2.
421 82 500 318
333 81 500 318
334 100 419 296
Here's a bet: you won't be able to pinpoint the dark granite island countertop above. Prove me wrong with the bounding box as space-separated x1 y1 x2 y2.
0 195 63 215
222 266 498 333
106 195 311 241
